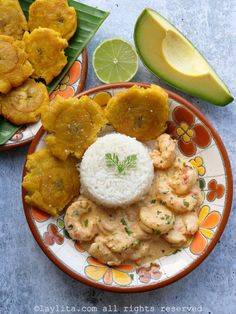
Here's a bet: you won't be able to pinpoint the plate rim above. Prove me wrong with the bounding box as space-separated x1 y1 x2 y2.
0 49 88 152
22 82 233 293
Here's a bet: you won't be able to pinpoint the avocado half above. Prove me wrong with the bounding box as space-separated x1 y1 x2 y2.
134 8 233 106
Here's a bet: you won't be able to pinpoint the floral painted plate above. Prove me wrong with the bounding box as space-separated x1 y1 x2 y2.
22 82 233 292
0 50 88 152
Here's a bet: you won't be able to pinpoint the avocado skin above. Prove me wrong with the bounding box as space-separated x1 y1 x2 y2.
134 8 234 106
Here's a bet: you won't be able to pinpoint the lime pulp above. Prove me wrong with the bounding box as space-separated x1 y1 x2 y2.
92 38 138 83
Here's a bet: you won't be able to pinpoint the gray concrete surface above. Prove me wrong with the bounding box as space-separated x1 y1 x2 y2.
0 0 235 313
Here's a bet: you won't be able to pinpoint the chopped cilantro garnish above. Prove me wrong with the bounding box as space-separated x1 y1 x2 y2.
120 218 132 235
151 199 156 204
160 200 167 206
172 248 181 254
84 219 89 227
183 200 190 207
120 218 127 226
125 226 133 236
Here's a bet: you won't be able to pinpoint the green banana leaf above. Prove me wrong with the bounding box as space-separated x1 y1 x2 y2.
0 0 109 146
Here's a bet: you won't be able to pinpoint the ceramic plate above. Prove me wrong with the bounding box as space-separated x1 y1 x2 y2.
22 82 233 292
0 50 88 152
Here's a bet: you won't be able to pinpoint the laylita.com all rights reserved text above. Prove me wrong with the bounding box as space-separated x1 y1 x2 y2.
33 304 204 313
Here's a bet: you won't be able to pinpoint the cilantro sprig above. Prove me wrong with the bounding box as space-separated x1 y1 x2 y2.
120 218 133 236
105 153 137 175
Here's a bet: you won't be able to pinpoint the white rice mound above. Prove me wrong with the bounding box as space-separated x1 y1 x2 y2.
79 133 154 208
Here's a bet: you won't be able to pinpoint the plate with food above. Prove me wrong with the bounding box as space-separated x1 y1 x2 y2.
22 82 232 292
0 0 109 151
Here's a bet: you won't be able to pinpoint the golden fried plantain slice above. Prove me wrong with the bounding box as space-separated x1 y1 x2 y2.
28 0 77 41
41 95 107 160
0 35 33 94
0 0 28 40
0 79 49 125
22 148 80 217
105 85 170 141
23 28 68 84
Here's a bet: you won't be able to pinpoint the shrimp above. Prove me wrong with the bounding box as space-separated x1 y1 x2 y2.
139 202 175 235
98 208 122 235
163 216 187 246
64 196 100 241
105 231 136 253
182 212 199 234
89 236 150 266
164 213 198 246
88 237 121 266
190 184 204 208
150 133 176 169
155 179 200 213
126 241 150 262
168 158 198 195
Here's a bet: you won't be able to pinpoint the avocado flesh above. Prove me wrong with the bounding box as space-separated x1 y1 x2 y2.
134 9 233 106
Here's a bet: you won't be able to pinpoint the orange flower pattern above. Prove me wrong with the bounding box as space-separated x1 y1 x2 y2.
42 217 74 245
190 205 221 255
136 263 162 283
85 257 134 286
43 224 64 246
167 106 211 156
32 207 50 223
50 61 82 100
74 241 85 253
207 179 225 202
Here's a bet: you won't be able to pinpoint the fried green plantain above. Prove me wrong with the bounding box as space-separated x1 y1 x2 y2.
0 0 28 40
0 79 49 125
28 0 77 41
22 148 80 217
105 85 170 141
41 95 107 160
23 28 68 84
0 35 33 94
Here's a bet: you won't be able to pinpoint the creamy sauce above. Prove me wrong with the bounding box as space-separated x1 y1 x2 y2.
64 163 201 266
64 134 202 266
92 199 176 265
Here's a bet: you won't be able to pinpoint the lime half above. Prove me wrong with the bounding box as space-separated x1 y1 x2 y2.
92 38 138 83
